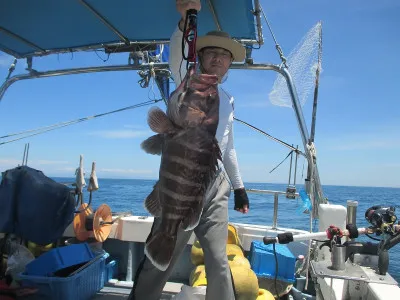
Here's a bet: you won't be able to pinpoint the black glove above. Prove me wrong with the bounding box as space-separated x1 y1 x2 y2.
234 188 250 211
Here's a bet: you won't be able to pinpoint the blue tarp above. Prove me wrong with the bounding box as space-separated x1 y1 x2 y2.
0 166 76 245
0 0 257 58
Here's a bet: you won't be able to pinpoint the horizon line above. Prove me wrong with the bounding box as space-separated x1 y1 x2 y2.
48 175 400 190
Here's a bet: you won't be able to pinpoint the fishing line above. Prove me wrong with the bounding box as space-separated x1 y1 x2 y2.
94 49 111 62
366 233 382 242
234 117 305 157
269 150 293 174
0 99 163 146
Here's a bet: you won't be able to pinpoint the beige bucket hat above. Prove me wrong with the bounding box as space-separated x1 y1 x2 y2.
196 30 246 62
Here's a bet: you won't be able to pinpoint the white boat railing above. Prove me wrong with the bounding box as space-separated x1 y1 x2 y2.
244 188 300 230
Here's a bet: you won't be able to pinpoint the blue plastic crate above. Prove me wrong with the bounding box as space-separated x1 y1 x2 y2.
248 240 296 283
105 259 118 281
19 252 109 300
25 243 95 276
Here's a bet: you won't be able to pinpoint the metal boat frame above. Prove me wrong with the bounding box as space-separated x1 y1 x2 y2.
1 1 398 299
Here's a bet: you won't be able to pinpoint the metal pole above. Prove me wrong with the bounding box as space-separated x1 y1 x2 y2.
25 143 30 165
22 144 27 166
253 0 264 45
280 67 326 217
1 62 284 102
280 67 310 148
79 0 130 45
288 145 294 185
0 61 326 218
293 145 299 185
0 26 45 52
309 22 322 144
272 193 279 229
346 200 358 241
126 241 134 282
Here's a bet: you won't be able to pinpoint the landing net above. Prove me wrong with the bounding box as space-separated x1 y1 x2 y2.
269 22 322 108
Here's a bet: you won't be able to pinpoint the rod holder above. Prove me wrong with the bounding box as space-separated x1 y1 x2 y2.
347 200 358 241
331 244 346 271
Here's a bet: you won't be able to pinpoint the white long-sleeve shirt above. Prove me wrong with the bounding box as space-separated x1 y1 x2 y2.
168 25 244 190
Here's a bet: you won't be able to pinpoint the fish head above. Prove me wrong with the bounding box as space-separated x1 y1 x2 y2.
170 73 220 134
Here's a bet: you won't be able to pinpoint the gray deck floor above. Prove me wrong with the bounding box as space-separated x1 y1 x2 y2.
92 281 183 300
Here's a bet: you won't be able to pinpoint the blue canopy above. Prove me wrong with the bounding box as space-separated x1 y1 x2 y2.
0 0 257 58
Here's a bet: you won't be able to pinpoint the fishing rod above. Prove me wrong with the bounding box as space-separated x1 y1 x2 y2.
0 99 164 146
234 117 305 157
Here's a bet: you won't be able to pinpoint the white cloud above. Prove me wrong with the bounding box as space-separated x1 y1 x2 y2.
0 158 21 169
328 137 400 151
56 167 76 172
36 160 69 165
0 158 71 172
88 129 151 139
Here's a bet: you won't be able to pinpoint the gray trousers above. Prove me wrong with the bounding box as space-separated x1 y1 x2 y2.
129 171 235 300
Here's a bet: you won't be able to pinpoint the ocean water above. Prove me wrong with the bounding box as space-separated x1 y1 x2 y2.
52 177 400 283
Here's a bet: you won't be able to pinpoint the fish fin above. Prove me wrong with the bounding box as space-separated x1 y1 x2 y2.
148 107 175 134
144 232 176 271
140 134 163 155
210 137 223 176
181 201 203 231
213 137 222 163
144 182 161 217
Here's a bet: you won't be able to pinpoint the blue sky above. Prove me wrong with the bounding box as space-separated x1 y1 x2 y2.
0 0 399 188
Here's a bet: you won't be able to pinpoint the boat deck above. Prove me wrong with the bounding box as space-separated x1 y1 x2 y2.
93 281 182 300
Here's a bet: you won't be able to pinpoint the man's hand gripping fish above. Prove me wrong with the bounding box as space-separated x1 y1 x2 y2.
140 69 222 271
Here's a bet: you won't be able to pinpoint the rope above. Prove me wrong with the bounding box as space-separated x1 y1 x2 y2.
269 150 293 174
0 99 163 146
259 6 287 66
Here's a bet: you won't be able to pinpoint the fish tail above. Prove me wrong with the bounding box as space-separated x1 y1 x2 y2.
144 231 177 271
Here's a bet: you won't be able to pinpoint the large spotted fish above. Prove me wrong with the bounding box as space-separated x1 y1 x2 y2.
140 69 221 271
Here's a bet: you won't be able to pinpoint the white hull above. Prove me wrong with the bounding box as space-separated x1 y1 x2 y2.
61 211 400 300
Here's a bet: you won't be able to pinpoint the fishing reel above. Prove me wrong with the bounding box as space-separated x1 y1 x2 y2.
73 203 113 242
365 205 397 236
361 205 399 275
261 205 400 276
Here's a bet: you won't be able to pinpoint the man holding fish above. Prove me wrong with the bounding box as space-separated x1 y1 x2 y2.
129 0 250 299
